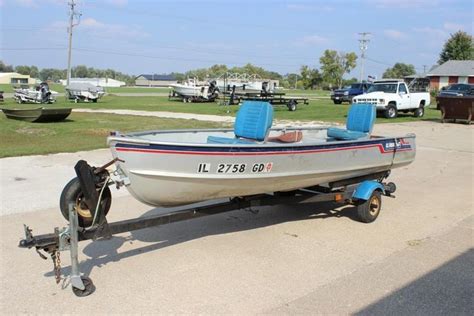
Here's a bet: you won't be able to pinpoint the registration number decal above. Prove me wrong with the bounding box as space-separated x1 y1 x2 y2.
251 162 273 173
197 162 273 174
217 163 246 173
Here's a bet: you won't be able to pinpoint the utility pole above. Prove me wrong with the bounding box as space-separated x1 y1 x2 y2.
422 65 427 74
66 0 81 86
358 32 371 82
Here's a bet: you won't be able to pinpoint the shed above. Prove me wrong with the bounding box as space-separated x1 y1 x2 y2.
0 72 35 85
135 74 178 87
426 60 474 90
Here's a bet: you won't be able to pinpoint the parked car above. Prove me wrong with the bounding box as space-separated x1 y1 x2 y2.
352 79 431 118
438 83 474 97
330 82 372 104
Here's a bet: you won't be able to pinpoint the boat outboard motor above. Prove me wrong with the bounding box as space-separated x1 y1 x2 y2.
40 82 51 103
262 81 269 95
208 80 218 95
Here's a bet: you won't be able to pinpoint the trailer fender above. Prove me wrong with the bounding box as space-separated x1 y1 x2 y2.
352 180 385 201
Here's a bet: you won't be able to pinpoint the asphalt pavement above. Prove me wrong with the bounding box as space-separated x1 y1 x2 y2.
0 120 472 314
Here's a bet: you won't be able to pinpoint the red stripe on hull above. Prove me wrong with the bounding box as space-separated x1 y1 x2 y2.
115 144 412 156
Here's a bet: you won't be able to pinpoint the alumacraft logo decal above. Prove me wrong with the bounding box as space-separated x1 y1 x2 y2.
383 138 411 152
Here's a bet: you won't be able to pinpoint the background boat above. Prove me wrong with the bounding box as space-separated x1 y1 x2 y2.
1 107 72 122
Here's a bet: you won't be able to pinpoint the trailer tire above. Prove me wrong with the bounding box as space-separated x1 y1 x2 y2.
60 177 112 227
72 276 95 297
355 190 382 223
288 100 297 111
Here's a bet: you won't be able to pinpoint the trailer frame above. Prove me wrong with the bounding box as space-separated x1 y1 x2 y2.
18 163 394 297
223 91 309 111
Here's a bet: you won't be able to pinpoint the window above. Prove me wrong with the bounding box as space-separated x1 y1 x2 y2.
398 84 407 94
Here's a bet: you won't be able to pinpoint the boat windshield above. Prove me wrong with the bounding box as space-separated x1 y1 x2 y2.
367 83 398 93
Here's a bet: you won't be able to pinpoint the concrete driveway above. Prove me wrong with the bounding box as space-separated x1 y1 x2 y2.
0 121 472 314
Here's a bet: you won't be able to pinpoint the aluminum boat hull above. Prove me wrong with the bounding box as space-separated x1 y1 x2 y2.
1 107 72 122
108 128 416 207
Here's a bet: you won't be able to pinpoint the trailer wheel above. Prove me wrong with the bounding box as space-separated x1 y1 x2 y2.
288 100 297 111
60 177 112 227
72 276 95 297
355 190 382 223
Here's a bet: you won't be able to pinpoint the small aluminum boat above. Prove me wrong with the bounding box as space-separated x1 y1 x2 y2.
1 107 72 122
107 102 415 207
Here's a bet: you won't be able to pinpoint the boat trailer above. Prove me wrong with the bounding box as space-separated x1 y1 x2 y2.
224 90 309 111
18 160 396 297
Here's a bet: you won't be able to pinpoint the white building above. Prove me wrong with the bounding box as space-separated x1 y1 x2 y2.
60 77 126 87
0 72 35 85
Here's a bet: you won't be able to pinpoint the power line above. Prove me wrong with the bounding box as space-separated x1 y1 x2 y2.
89 3 335 36
73 32 316 62
0 47 66 51
72 47 306 69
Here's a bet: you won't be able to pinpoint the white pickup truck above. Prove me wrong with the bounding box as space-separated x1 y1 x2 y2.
352 79 431 118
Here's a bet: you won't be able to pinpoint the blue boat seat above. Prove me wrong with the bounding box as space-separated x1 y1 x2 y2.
207 101 273 144
327 104 376 140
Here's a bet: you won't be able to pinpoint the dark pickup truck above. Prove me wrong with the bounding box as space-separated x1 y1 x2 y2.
330 82 372 104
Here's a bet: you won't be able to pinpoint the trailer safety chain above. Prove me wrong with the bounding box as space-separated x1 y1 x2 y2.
51 250 62 284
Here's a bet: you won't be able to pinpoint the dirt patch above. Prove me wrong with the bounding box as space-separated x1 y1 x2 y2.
81 128 111 137
16 127 55 136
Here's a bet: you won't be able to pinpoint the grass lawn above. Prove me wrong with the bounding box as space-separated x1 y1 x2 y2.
0 112 225 158
0 95 442 157
1 95 441 124
280 89 331 96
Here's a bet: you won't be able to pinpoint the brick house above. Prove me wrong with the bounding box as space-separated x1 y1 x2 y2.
426 60 474 90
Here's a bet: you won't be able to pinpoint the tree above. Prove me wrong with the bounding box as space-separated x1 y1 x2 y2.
319 50 357 88
14 65 40 78
284 73 300 89
300 65 322 89
382 63 416 78
15 65 31 75
29 66 39 78
73 65 89 78
438 31 474 64
0 60 14 72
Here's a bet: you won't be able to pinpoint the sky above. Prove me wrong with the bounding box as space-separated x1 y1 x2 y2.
0 0 472 79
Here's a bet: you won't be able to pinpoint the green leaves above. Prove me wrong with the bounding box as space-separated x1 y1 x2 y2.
438 31 474 64
382 63 416 79
319 50 357 89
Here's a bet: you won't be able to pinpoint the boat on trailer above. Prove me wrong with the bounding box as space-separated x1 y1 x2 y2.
19 101 416 296
107 101 415 207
